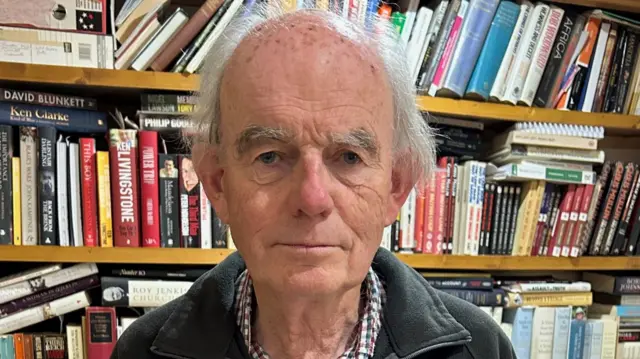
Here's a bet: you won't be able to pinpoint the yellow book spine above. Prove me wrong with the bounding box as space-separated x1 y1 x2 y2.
523 181 546 256
505 291 593 308
11 157 21 245
96 151 113 247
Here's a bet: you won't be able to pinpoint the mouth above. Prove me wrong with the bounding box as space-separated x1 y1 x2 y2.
276 244 340 253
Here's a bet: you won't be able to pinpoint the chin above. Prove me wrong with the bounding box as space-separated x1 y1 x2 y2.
280 265 351 295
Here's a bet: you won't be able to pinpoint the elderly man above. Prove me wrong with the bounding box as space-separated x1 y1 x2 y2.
112 5 514 359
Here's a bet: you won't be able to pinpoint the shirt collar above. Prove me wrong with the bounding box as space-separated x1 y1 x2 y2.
234 268 386 359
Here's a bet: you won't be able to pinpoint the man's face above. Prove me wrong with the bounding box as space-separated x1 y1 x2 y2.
197 16 411 295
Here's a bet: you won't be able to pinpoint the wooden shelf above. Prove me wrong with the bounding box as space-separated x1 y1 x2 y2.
417 96 640 130
550 0 640 14
1 246 640 270
0 62 199 92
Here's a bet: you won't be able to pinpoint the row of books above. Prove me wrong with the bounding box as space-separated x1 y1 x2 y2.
392 0 640 115
424 271 640 359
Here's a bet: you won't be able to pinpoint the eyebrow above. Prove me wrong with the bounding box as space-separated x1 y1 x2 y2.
234 124 379 158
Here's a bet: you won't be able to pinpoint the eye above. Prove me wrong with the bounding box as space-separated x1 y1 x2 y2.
257 151 280 164
342 151 361 165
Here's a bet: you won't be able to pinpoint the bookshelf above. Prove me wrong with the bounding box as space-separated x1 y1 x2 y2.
550 0 639 13
1 62 640 130
2 246 640 270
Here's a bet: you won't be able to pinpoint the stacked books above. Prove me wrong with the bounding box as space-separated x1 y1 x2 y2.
0 264 97 335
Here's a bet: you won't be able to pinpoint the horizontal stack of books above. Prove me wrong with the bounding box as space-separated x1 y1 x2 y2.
0 87 233 249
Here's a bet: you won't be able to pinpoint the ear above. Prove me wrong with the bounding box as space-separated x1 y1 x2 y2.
192 142 230 223
384 158 416 226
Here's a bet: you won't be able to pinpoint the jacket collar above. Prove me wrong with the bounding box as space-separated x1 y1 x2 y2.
150 249 471 359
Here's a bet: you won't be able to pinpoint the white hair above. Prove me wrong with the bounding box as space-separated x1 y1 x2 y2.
191 2 436 183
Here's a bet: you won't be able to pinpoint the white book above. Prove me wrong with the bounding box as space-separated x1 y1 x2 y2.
56 137 70 247
600 315 618 359
381 225 391 250
588 320 604 359
530 307 556 359
503 2 550 105
66 325 84 359
0 291 90 335
0 264 62 289
583 320 595 359
490 0 534 101
407 8 434 79
20 128 38 246
492 307 504 325
69 143 84 247
131 8 189 71
115 1 167 58
451 164 465 254
399 189 414 250
200 186 212 249
519 6 564 106
412 1 448 81
580 22 611 112
551 307 572 359
185 0 244 74
401 0 421 44
473 162 486 255
407 188 416 250
0 263 98 304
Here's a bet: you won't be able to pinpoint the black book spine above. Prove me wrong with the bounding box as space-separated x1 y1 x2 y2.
533 12 576 107
590 162 624 255
507 185 522 255
391 216 400 252
582 161 613 255
489 184 503 255
159 154 180 248
567 69 587 110
614 30 639 113
604 27 628 112
179 154 201 248
441 288 505 306
38 126 57 245
212 210 227 248
603 163 635 255
540 189 560 256
501 186 515 255
613 277 640 294
426 277 494 290
613 165 640 255
479 183 491 255
0 125 12 245
446 159 458 254
110 268 207 280
0 88 97 110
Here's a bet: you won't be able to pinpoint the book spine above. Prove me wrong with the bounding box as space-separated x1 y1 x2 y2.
551 306 571 359
561 184 585 257
441 288 504 306
533 13 580 108
100 277 193 307
590 162 624 255
488 184 501 255
38 127 57 245
549 185 576 256
426 277 494 290
140 94 198 113
603 163 635 255
96 151 113 247
582 162 612 254
579 22 612 112
0 88 97 110
11 157 20 245
68 143 84 247
519 6 563 106
490 1 533 101
479 183 491 255
0 125 11 245
179 155 201 248
446 159 458 254
443 157 454 254
593 24 619 112
159 154 180 248
20 127 38 246
212 210 227 248
614 31 639 113
56 139 70 246
435 158 447 254
109 129 141 247
532 183 552 255
79 138 98 247
540 188 560 255
0 102 106 133
429 0 469 96
499 185 513 254
139 131 160 247
424 171 437 253
505 292 592 307
85 307 117 359
43 334 66 359
613 167 640 255
603 27 627 113
570 184 594 257
200 185 212 249
413 184 426 253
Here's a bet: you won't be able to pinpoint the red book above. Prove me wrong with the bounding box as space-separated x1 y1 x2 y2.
138 131 160 247
570 184 595 257
422 172 437 253
109 129 141 247
85 307 116 359
547 185 576 257
562 185 585 257
79 138 98 247
413 186 426 253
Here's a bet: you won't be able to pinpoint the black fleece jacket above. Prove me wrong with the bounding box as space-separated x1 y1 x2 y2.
110 249 516 359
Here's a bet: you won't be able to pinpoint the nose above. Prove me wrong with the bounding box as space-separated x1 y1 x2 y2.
292 153 334 218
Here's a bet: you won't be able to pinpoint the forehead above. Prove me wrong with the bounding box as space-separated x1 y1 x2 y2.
218 13 393 136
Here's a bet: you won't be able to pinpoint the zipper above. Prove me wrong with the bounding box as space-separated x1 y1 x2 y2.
401 336 472 359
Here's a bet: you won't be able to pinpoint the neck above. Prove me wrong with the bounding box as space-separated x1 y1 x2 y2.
252 282 362 359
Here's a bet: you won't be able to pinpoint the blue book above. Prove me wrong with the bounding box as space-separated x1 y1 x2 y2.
439 0 501 97
0 102 106 134
582 320 594 359
587 320 604 359
465 0 521 100
0 335 15 359
552 307 572 359
568 312 587 359
503 307 534 359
